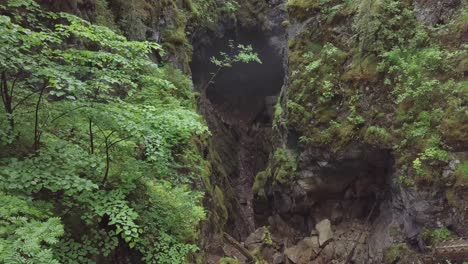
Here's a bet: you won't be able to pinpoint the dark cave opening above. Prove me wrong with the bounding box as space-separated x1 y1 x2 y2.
191 27 284 126
257 147 396 235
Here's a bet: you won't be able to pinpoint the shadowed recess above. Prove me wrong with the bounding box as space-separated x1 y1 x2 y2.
191 27 284 125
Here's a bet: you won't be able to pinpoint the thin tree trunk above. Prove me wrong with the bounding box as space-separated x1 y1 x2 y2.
1 71 14 130
89 118 94 154
102 139 110 185
34 81 47 151
201 67 222 92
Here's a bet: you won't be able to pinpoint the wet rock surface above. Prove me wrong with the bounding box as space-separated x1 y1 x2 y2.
189 0 467 262
413 0 462 25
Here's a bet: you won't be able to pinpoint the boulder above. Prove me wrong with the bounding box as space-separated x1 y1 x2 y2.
316 219 333 247
244 226 269 251
284 236 320 263
272 252 285 264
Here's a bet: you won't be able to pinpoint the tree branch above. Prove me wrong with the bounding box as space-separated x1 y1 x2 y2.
108 135 132 148
12 91 38 111
49 105 86 124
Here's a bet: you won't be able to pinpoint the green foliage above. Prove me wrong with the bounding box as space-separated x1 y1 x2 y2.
54 231 119 263
141 232 199 264
383 243 410 264
378 46 456 104
284 0 466 188
0 1 208 263
254 148 298 192
253 170 269 197
299 43 345 103
94 0 118 31
0 192 64 264
271 148 297 184
210 40 262 67
0 140 99 195
364 126 392 146
454 161 468 181
286 0 323 21
190 0 239 26
203 40 261 91
272 98 285 129
423 227 453 245
115 0 149 40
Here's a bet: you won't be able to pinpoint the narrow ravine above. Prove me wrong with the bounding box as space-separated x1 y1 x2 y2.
191 20 285 245
236 131 257 236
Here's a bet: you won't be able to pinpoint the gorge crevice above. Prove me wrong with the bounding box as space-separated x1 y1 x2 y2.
191 20 286 243
190 3 404 263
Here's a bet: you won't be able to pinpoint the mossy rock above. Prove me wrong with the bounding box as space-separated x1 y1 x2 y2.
236 0 269 29
363 126 392 147
422 227 453 246
213 185 228 225
454 160 468 187
446 188 464 210
271 148 297 185
342 54 379 81
286 0 321 21
253 170 270 197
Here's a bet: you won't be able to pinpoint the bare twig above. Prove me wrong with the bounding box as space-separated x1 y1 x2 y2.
49 105 86 124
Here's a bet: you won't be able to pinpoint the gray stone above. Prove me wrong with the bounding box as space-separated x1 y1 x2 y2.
317 161 328 167
284 236 319 263
316 219 333 247
272 253 285 264
443 169 452 178
244 226 269 251
449 159 460 170
413 0 461 26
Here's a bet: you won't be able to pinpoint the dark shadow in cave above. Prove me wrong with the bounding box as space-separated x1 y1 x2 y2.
257 147 395 234
191 27 284 126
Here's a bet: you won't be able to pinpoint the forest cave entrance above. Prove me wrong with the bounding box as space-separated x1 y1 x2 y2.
191 27 284 127
191 26 285 240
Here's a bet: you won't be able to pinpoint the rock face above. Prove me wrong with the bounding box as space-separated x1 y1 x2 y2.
245 0 467 263
413 0 462 25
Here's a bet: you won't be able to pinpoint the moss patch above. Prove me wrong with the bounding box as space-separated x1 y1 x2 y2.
286 0 322 21
422 227 453 245
383 243 410 264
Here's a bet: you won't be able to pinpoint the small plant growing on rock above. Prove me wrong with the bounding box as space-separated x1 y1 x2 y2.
202 40 261 91
364 126 392 146
423 227 453 245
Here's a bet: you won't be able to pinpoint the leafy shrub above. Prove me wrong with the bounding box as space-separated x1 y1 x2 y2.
0 1 209 263
364 126 392 146
423 227 453 245
0 192 64 263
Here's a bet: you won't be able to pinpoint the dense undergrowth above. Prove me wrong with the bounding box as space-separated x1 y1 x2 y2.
268 0 467 188
90 0 240 72
0 1 212 263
